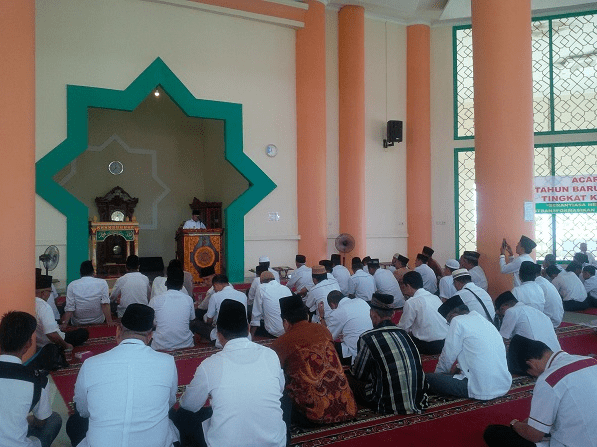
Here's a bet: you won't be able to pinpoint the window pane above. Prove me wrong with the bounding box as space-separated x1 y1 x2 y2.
455 28 475 138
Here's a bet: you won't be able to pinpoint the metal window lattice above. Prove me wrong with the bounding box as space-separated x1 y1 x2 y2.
454 12 597 138
456 150 477 253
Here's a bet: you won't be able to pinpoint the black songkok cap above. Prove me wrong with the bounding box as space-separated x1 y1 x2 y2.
462 251 481 261
520 261 537 277
369 293 394 311
494 291 517 310
167 262 185 286
192 209 201 216
438 295 465 319
368 258 380 268
217 299 248 333
330 253 341 263
200 265 216 277
416 253 429 263
519 235 537 252
279 295 305 319
397 255 409 265
422 246 434 256
121 303 154 332
296 254 306 263
507 335 535 376
36 275 53 290
351 256 362 264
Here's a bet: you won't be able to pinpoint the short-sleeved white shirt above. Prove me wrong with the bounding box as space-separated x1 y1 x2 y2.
438 275 457 300
552 271 587 302
206 285 248 341
332 265 351 295
499 302 561 352
373 268 405 308
110 271 151 318
250 281 290 337
456 283 495 321
149 289 195 351
35 297 65 348
65 276 110 325
326 297 373 359
535 276 564 328
528 351 597 447
348 269 375 301
414 264 438 294
398 289 449 342
511 281 546 312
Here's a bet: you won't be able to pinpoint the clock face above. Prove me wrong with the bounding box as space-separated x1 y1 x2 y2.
111 210 125 221
266 144 278 158
108 161 124 175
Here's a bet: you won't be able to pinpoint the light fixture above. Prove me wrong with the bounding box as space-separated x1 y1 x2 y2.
154 89 160 97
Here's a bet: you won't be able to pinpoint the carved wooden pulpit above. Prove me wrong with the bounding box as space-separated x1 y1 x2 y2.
90 187 139 276
176 198 224 283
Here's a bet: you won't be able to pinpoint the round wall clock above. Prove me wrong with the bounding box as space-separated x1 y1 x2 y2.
111 210 125 221
108 161 124 175
266 144 278 158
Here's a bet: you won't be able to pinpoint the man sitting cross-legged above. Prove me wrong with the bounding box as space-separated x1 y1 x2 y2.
398 271 448 355
368 259 405 308
0 311 62 447
483 335 597 447
175 299 287 447
250 271 291 338
304 265 341 323
271 295 357 426
452 268 495 323
61 260 114 329
426 296 512 400
347 257 375 302
511 261 545 312
285 254 313 297
546 264 589 311
347 293 428 415
533 263 564 328
110 255 151 318
148 262 195 351
67 304 179 447
582 264 597 307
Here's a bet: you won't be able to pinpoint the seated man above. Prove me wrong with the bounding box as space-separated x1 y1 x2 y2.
319 290 372 364
148 262 195 351
349 293 428 415
438 259 460 301
304 265 341 322
494 291 560 375
182 209 206 229
546 264 589 311
500 235 535 287
534 263 564 328
427 296 511 400
250 271 290 338
511 261 545 312
422 246 443 280
35 274 88 354
414 253 438 295
348 257 375 301
398 271 448 355
271 295 357 425
579 241 596 265
151 259 193 299
368 259 405 308
285 254 313 297
392 254 410 295
258 256 280 282
66 304 179 447
0 311 62 447
110 255 151 318
484 336 597 447
247 264 267 313
61 260 113 329
177 299 287 447
331 254 351 295
582 264 597 307
541 253 563 277
452 268 495 322
459 250 488 291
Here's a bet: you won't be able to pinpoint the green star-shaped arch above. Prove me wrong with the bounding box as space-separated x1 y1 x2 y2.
36 57 276 283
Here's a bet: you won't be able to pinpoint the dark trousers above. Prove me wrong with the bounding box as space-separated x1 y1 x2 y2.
66 411 89 447
64 328 90 347
410 336 445 355
169 407 212 447
483 424 537 447
563 297 590 311
333 341 352 366
28 412 62 447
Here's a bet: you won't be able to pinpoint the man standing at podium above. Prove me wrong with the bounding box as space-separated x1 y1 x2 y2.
183 210 206 230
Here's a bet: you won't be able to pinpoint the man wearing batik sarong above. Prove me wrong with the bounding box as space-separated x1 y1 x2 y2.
347 293 428 415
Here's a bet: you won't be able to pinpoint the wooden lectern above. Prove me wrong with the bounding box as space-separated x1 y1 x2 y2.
176 198 224 283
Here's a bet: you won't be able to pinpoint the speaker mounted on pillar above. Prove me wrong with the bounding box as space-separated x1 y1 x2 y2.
383 120 403 148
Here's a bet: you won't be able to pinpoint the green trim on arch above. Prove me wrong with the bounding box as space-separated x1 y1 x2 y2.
36 57 276 283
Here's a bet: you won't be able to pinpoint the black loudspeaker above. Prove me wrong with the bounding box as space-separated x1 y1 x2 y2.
387 120 402 144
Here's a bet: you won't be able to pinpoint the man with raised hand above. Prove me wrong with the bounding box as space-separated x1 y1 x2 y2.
500 235 535 287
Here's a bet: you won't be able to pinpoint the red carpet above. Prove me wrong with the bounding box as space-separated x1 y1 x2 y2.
571 307 597 315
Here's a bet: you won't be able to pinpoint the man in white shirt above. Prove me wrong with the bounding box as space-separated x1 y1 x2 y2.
533 263 564 328
399 271 448 355
0 311 62 447
580 242 596 265
204 274 248 347
500 235 535 287
285 254 313 297
483 336 597 447
331 254 351 295
511 261 545 312
368 259 405 308
66 304 179 447
546 264 589 311
258 256 280 282
250 271 290 338
426 296 511 400
438 259 460 301
414 253 438 294
493 292 560 375
452 269 495 322
110 255 151 318
151 260 194 299
61 261 114 329
175 299 287 447
320 290 372 364
582 265 597 307
348 257 375 301
459 251 488 291
305 265 341 322
182 209 207 229
148 263 195 351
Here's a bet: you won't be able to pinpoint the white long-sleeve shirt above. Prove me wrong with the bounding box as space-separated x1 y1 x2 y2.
250 281 290 337
499 253 533 287
511 281 545 312
326 297 373 359
499 302 561 352
397 289 448 342
535 275 564 328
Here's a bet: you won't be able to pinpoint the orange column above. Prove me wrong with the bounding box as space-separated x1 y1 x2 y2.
338 6 366 262
406 25 432 261
296 0 327 264
0 2 36 318
472 0 535 296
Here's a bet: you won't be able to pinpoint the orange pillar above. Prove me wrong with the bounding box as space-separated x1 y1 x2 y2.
296 0 327 265
472 0 535 297
338 6 365 262
0 2 36 319
406 25 432 261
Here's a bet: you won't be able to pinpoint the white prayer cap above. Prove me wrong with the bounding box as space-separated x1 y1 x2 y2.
445 259 460 270
259 256 270 263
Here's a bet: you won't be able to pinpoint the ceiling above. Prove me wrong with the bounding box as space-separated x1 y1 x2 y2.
323 0 597 24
